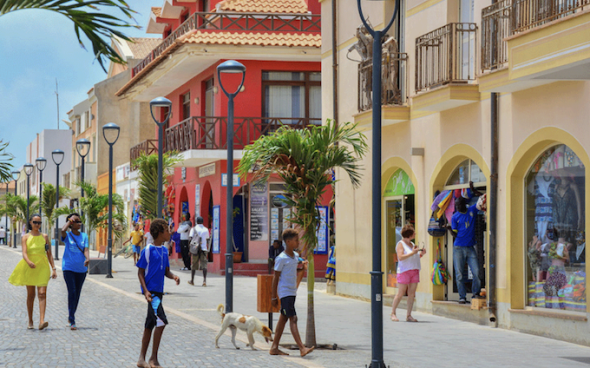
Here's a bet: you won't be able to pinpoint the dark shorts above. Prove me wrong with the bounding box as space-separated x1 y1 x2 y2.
280 296 297 317
145 292 168 329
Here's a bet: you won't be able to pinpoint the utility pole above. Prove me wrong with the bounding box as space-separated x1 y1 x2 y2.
55 79 60 130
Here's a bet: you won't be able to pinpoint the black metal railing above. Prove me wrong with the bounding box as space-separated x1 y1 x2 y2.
481 0 511 73
512 0 590 33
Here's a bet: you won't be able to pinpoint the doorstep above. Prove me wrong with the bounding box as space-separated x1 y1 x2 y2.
431 300 491 326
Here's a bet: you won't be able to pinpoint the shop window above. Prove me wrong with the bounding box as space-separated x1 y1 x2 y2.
446 159 486 186
262 71 321 128
182 92 191 120
384 169 416 288
525 144 586 312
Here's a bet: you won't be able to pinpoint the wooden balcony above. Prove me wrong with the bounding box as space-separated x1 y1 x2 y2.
164 116 320 165
130 139 158 170
413 23 480 112
131 11 321 77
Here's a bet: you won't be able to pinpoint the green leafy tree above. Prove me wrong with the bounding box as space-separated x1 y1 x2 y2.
0 0 139 71
238 120 368 347
134 152 180 220
0 140 14 182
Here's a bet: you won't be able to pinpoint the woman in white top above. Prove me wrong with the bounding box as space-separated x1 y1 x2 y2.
390 225 425 322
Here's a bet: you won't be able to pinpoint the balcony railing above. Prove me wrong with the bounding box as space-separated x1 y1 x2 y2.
512 0 590 33
358 46 408 112
481 0 511 73
165 116 321 153
132 11 321 77
415 23 478 93
130 139 158 170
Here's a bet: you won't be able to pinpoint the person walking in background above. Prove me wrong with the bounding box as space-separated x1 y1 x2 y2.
60 213 89 330
136 219 180 368
269 228 313 357
390 225 425 322
188 216 209 287
9 214 57 330
0 226 6 245
177 213 192 271
268 239 284 274
123 223 144 265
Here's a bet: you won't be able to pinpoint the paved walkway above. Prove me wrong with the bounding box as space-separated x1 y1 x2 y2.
2 244 590 367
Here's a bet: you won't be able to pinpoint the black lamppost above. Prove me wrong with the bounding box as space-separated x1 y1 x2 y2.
76 138 91 231
11 170 20 248
356 0 399 367
23 163 34 229
217 60 246 314
149 97 172 219
3 180 8 245
52 149 65 260
103 123 120 278
35 157 47 218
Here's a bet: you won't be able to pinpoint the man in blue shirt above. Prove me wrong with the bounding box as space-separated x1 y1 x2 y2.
447 188 484 304
137 219 180 368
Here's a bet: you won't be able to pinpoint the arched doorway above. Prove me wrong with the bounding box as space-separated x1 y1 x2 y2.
442 159 487 301
383 168 416 293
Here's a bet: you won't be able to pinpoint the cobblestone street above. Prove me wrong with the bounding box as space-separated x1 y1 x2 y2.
3 245 590 368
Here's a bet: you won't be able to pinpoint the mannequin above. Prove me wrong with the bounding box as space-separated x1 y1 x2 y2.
553 177 582 244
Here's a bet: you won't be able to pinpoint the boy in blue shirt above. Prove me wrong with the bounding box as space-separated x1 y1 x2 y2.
136 219 180 368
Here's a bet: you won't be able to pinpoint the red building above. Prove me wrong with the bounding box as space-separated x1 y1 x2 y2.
119 0 330 276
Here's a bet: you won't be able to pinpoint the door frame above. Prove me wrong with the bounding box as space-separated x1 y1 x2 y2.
383 195 405 295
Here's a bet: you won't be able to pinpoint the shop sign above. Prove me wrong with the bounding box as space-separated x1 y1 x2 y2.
384 169 415 197
250 181 268 241
212 205 220 253
272 194 289 208
221 173 240 187
199 163 216 178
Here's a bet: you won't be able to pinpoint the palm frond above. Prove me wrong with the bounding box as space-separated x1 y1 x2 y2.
0 140 14 182
0 0 139 71
134 151 181 219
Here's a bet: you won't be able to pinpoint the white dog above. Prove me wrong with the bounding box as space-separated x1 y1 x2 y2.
215 304 273 350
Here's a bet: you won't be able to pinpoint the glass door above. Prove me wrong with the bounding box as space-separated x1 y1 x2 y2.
385 196 404 292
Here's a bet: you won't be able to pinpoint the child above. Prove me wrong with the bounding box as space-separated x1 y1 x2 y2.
136 219 180 368
269 229 314 357
123 223 143 265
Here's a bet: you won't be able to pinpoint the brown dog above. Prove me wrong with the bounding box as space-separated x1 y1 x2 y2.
215 304 273 350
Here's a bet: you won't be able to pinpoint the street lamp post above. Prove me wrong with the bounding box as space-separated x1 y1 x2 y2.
24 163 34 228
4 180 7 245
217 60 246 314
356 1 399 367
52 149 65 260
103 123 120 278
11 170 20 248
76 138 91 231
149 97 172 219
35 157 47 219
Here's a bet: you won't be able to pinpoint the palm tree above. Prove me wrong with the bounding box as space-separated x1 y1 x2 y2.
0 193 39 243
238 120 368 347
0 140 14 182
134 152 180 220
39 182 71 242
0 1 138 71
77 181 127 244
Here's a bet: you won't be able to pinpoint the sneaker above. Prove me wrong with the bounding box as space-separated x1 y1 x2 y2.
459 299 467 304
180 267 187 271
70 323 77 331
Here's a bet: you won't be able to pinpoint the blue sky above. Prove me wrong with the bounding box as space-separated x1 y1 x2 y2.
0 0 162 169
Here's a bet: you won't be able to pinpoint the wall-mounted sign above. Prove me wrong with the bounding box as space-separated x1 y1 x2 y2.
250 181 268 241
199 163 216 178
221 173 240 187
314 206 329 254
181 167 187 182
212 205 220 253
195 184 200 219
272 194 289 208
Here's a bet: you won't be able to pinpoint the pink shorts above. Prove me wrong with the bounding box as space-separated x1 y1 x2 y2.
397 269 420 285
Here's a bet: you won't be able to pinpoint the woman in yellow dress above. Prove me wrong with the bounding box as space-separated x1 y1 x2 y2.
9 214 57 330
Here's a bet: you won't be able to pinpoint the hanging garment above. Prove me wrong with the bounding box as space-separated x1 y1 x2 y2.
553 184 578 241
431 190 451 213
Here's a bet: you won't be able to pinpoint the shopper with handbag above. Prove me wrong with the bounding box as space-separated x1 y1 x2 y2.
60 213 90 330
188 216 210 287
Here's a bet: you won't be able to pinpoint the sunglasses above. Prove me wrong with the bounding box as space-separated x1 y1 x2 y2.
32 221 42 225
71 220 82 224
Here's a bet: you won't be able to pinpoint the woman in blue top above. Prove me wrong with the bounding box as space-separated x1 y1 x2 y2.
61 213 89 330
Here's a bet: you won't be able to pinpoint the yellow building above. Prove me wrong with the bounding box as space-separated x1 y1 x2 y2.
323 0 590 345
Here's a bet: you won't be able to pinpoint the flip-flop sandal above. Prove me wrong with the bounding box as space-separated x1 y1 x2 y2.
390 315 399 322
27 324 34 330
406 317 418 322
39 322 49 330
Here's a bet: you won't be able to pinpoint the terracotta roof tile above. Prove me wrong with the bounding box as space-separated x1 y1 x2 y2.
218 0 308 14
116 30 319 96
151 7 161 18
126 37 162 59
183 30 321 47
